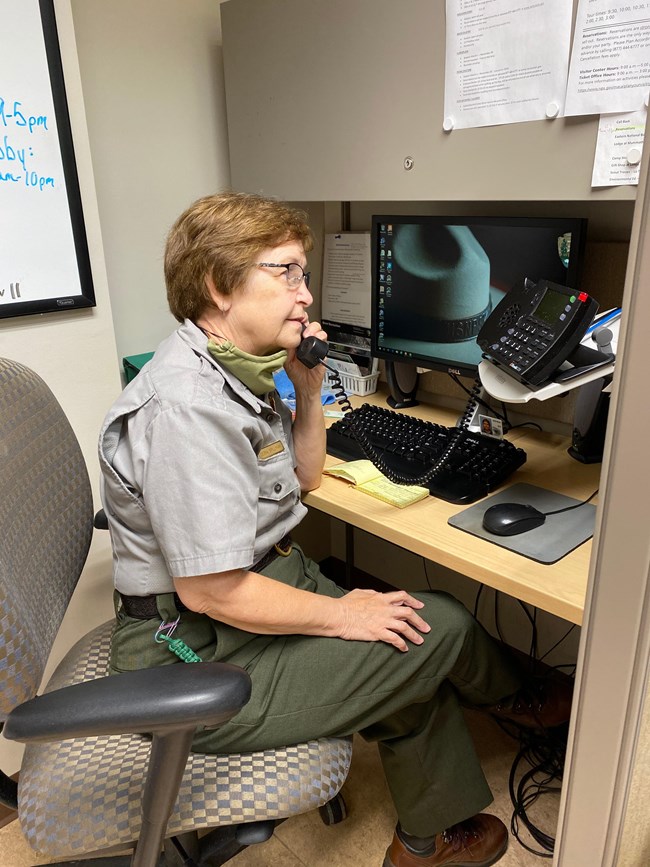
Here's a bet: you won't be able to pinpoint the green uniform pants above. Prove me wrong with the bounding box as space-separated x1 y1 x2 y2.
110 544 522 837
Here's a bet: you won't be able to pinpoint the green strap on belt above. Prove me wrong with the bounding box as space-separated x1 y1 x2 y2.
156 632 202 663
154 616 202 663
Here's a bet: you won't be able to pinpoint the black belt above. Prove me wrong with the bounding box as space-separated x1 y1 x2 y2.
119 534 293 620
252 532 293 572
119 592 189 620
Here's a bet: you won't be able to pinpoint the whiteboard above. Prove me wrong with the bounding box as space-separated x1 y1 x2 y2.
0 0 94 319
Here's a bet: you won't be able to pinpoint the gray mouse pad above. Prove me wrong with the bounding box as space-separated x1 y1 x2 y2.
448 483 596 564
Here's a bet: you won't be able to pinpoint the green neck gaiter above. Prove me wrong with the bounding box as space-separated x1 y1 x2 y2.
207 339 287 395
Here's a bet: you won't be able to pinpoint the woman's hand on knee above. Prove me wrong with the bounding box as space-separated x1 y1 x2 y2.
336 589 431 652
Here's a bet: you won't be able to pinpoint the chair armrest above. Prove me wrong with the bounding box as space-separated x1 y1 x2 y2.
4 662 251 744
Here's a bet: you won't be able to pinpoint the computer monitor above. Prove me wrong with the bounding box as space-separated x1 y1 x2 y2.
371 214 587 381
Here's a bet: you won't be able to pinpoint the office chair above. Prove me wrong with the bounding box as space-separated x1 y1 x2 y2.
0 357 352 866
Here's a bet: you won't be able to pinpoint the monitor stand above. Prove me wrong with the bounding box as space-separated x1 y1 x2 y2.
386 361 419 409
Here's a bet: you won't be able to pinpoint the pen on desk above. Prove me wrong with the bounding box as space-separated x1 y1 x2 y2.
587 307 622 334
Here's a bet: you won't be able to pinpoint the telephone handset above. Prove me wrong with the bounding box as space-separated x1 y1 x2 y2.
477 278 600 388
296 333 330 368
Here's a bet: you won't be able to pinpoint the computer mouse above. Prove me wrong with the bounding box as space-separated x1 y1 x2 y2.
482 502 547 537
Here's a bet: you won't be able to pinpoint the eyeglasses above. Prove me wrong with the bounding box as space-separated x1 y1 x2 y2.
257 262 311 290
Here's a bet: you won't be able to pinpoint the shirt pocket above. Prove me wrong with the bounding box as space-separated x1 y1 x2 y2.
257 451 300 524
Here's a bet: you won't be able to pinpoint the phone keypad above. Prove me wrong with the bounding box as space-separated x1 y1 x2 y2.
488 317 553 374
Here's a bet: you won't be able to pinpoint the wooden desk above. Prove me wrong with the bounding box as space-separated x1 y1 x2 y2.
304 390 601 626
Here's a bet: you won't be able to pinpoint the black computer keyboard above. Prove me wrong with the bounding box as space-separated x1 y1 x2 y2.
326 404 527 505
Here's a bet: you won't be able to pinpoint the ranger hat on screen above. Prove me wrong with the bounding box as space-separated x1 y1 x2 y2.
384 224 506 365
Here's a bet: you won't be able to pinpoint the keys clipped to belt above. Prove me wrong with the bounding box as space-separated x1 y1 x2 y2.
155 616 202 663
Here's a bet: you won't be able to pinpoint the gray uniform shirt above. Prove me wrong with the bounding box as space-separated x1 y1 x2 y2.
99 320 307 596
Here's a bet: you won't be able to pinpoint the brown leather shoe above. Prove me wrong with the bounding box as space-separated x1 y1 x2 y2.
488 676 573 729
382 814 508 866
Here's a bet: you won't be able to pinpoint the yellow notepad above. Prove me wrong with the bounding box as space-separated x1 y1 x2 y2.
323 460 429 508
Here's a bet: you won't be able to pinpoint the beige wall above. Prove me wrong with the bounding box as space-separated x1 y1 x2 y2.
70 0 231 365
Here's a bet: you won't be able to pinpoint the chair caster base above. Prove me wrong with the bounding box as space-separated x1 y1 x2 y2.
319 792 348 826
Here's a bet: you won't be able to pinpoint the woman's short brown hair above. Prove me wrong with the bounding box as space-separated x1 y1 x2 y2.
164 191 314 322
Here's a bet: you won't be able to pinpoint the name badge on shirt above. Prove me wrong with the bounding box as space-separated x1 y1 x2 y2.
258 440 285 461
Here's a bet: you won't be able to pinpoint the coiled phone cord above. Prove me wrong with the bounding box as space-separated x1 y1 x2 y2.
323 361 483 488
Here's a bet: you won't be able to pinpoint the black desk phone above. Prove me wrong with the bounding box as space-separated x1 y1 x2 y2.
477 278 600 388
